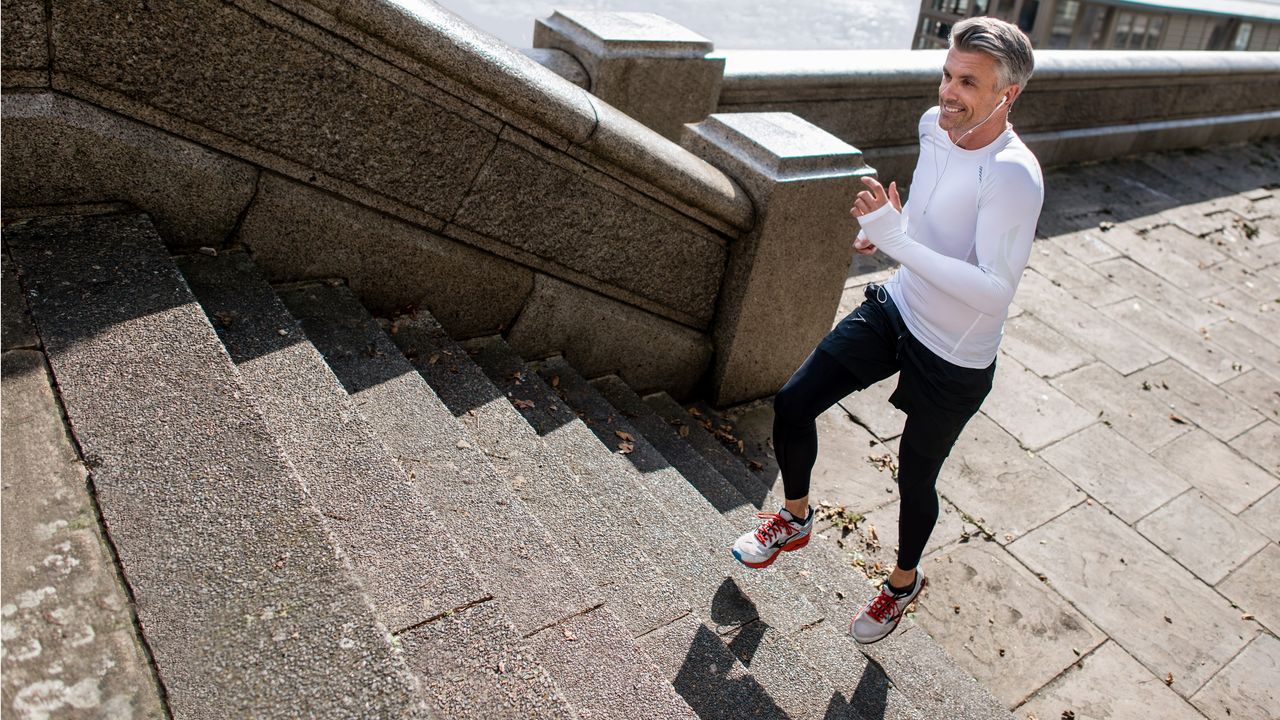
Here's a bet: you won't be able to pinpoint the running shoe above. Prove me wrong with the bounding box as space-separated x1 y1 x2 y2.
850 570 926 645
731 507 813 568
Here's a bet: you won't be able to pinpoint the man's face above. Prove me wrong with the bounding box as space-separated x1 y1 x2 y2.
938 47 1008 135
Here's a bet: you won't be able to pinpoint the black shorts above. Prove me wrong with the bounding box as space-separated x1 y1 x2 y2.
817 284 995 458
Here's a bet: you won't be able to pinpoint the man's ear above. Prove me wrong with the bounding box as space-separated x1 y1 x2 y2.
1004 84 1023 107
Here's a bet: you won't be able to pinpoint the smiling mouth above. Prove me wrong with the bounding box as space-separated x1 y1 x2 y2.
942 105 965 115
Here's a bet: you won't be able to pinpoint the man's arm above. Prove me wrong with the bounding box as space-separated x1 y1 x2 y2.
854 173 1040 316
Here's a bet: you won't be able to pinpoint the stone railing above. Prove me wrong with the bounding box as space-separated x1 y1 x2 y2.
530 12 1279 186
715 49 1280 183
2 0 874 404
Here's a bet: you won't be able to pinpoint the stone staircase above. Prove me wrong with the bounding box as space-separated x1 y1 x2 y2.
3 209 1013 719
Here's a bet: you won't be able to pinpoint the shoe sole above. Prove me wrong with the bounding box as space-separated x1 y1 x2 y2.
732 532 810 569
850 576 928 645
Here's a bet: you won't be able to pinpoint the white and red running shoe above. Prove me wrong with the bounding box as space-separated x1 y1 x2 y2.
850 570 926 644
731 507 813 568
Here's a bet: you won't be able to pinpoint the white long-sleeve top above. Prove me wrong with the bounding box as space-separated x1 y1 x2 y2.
858 106 1044 369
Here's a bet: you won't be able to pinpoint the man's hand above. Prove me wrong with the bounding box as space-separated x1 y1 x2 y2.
851 177 902 217
850 177 902 255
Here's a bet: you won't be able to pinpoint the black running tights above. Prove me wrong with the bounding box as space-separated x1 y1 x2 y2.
773 349 948 572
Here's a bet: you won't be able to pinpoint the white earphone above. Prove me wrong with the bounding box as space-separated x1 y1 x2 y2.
951 94 1011 146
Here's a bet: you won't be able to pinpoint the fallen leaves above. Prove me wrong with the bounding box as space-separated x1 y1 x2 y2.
1169 414 1188 425
1164 672 1174 686
512 398 535 410
562 627 578 642
617 441 635 455
866 453 899 480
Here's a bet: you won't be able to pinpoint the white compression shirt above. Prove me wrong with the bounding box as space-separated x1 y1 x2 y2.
858 106 1044 369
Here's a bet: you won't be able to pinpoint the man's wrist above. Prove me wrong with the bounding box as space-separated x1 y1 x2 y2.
858 203 902 247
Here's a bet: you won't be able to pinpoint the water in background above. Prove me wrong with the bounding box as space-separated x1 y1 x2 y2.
437 0 920 50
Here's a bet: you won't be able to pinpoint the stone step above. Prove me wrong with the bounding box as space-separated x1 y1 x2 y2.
460 336 842 718
535 357 884 719
175 251 574 720
646 394 1014 720
456 335 693 637
590 375 922 720
4 213 431 719
279 287 697 720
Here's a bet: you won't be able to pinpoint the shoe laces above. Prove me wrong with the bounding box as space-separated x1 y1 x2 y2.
865 588 902 623
753 512 797 546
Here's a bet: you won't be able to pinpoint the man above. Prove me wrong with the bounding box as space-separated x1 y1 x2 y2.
731 16 1044 645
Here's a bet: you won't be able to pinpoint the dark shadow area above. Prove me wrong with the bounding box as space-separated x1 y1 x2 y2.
535 360 757 516
3 213 202 359
709 577 767 648
671 623 790 720
461 336 582 438
822 657 892 720
1035 140 1280 237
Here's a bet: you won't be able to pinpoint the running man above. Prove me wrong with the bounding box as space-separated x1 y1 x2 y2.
731 16 1044 645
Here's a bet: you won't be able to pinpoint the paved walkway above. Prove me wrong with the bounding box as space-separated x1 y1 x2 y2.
722 139 1280 720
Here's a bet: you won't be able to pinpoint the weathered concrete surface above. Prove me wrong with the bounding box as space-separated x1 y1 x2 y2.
1135 491 1269 586
50 0 497 224
534 11 724 141
1 92 257 248
1 251 38 352
1190 634 1280 720
0 0 47 87
506 274 712 399
451 137 728 326
1153 429 1278 514
981 354 1096 451
234 173 533 338
1018 641 1205 720
1040 424 1190 523
1 349 166 720
5 213 428 718
1009 504 1256 697
1216 543 1280 636
914 542 1106 708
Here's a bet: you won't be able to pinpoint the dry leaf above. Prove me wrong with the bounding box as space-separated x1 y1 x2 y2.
1164 672 1174 686
617 441 635 455
678 425 690 438
428 353 440 365
614 430 634 442
562 628 578 642
748 460 764 471
1169 414 1188 425
551 375 560 387
512 398 535 410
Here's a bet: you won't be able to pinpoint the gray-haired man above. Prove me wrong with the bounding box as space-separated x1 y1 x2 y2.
731 16 1044 645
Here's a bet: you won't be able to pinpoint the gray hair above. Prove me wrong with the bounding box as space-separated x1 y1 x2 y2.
949 17 1035 90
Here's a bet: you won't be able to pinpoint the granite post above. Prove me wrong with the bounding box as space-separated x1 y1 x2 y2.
682 113 875 405
533 10 724 141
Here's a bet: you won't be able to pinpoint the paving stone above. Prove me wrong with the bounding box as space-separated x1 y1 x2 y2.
1158 205 1231 238
1153 429 1278 514
1094 257 1227 331
1216 544 1280 635
1026 241 1133 308
1039 424 1189 524
1013 270 1165 375
1209 287 1280 341
1009 503 1257 698
1 350 166 720
937 413 1086 544
1135 491 1269 586
1102 298 1247 385
1200 317 1280 383
1017 641 1206 720
1229 416 1280 478
1131 360 1265 441
980 353 1097 451
913 542 1107 708
1191 633 1280 720
1051 362 1192 453
1239 486 1280 542
998 313 1093 379
1207 256 1280 300
1101 223 1228 299
1044 226 1123 265
837 374 906 441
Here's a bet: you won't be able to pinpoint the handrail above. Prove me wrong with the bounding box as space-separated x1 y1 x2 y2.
334 0 754 231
